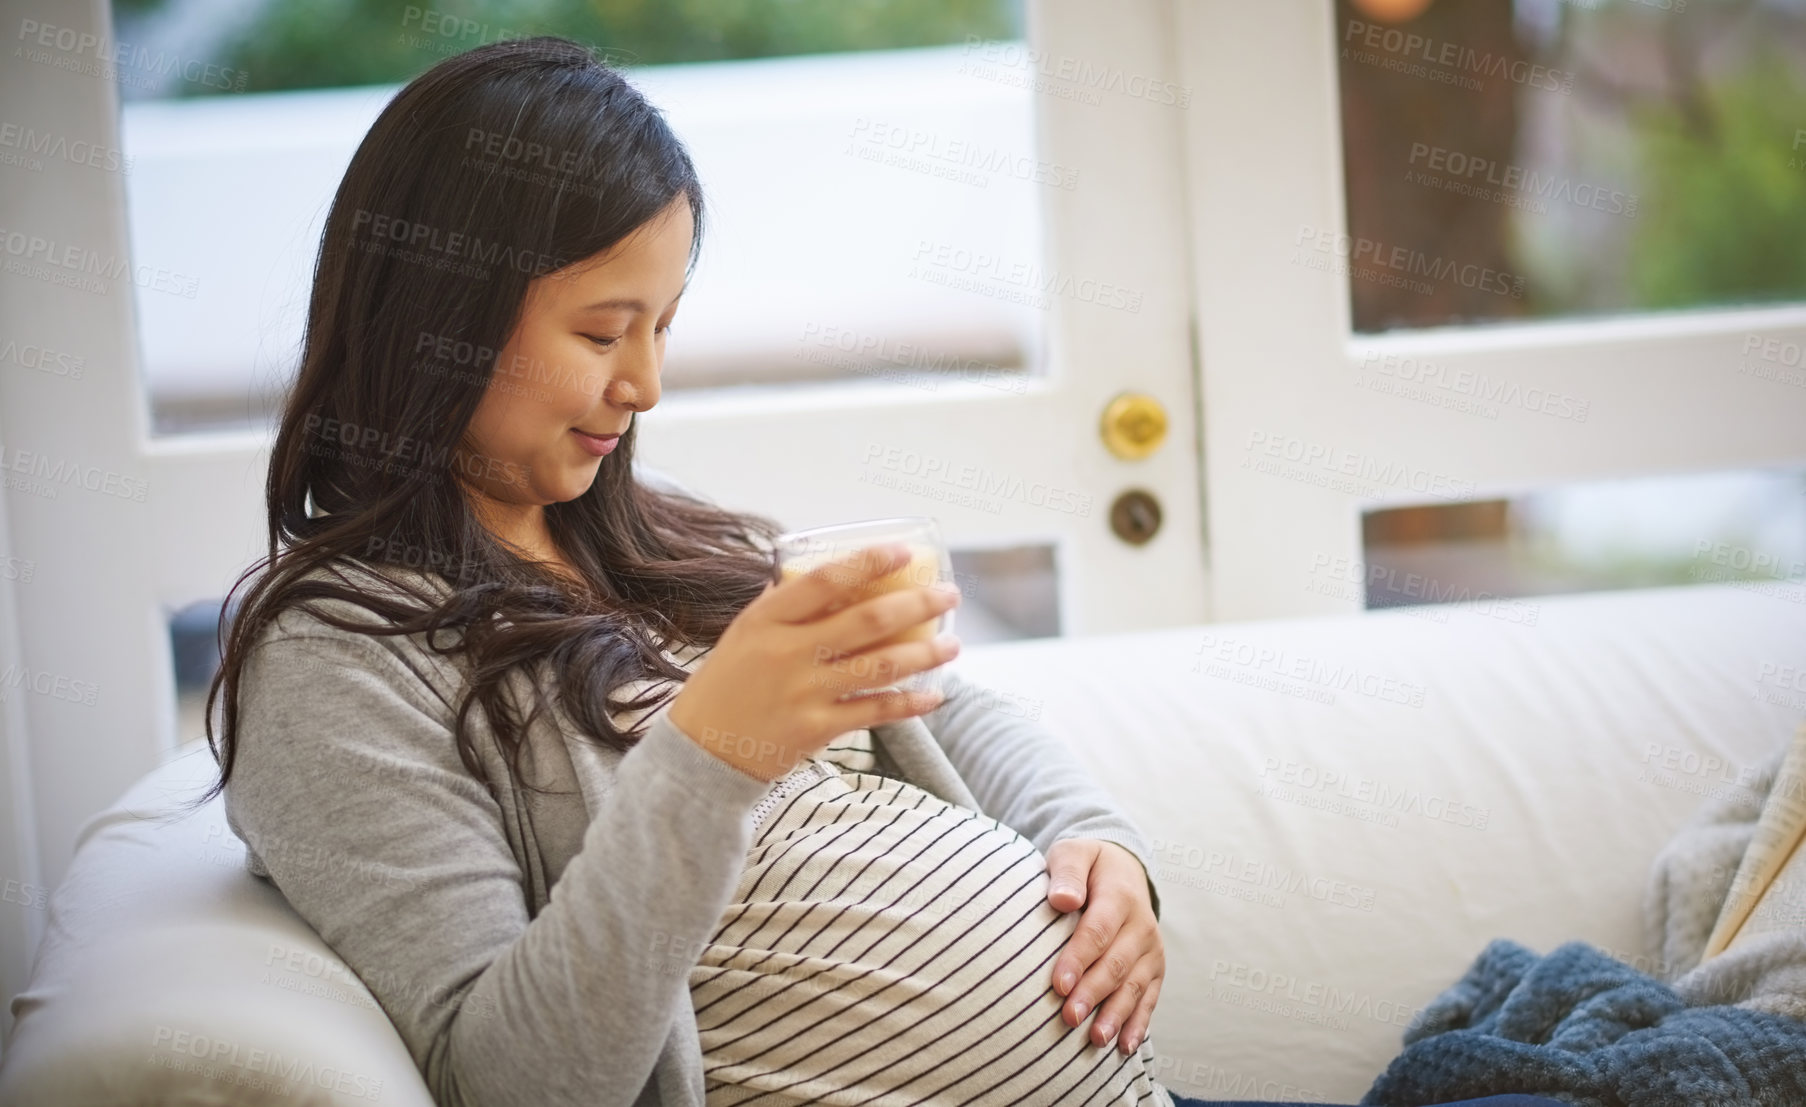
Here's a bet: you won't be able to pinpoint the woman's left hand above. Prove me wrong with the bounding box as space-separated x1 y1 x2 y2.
1044 838 1165 1054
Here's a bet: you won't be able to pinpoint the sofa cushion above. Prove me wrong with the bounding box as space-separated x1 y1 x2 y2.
940 582 1805 1103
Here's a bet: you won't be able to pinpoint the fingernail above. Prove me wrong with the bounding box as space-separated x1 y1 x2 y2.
1095 1020 1114 1039
1057 971 1075 993
1071 1000 1088 1021
1052 883 1077 900
1123 1033 1139 1052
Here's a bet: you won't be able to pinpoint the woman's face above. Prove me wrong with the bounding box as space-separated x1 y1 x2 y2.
459 193 693 515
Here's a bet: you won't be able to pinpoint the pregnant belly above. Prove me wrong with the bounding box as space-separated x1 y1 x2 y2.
691 764 1172 1107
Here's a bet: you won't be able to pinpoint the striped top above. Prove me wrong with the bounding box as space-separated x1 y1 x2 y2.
609 644 1172 1107
691 726 1174 1107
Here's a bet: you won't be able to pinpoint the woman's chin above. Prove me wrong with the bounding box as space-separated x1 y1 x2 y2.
547 471 603 503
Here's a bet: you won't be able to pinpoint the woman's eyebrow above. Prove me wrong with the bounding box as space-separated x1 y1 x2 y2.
576 290 686 314
577 298 647 313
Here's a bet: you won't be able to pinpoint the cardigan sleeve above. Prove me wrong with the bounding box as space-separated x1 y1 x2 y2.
224 608 770 1107
920 668 1162 920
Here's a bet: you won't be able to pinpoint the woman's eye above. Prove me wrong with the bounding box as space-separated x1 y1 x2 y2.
656 323 674 337
583 334 621 349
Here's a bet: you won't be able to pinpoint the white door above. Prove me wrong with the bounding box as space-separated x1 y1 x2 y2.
0 0 1208 1026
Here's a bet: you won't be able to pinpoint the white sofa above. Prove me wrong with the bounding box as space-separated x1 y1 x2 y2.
2 581 1801 1105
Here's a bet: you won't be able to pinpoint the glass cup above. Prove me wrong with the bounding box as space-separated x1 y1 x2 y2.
772 515 957 700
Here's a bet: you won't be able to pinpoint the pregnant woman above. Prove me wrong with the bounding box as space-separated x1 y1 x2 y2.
201 36 1565 1107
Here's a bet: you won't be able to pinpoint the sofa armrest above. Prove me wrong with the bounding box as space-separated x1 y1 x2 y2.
0 745 435 1107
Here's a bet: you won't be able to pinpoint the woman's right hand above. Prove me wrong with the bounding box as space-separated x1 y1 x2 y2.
666 542 962 781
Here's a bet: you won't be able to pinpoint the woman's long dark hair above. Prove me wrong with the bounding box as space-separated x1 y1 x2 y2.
188 36 781 812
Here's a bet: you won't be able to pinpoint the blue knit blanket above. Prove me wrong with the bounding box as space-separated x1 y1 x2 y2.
1360 939 1806 1107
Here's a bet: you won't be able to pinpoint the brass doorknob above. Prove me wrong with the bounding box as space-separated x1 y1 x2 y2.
1099 392 1168 460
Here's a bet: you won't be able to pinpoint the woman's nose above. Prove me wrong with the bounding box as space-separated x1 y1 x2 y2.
605 336 662 412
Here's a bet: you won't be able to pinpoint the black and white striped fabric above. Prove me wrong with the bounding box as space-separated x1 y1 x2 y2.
689 727 1174 1107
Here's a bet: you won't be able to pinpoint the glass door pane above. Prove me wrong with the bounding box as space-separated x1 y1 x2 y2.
110 0 1044 431
1334 0 1806 333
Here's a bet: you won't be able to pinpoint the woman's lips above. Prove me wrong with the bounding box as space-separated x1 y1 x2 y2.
571 429 620 457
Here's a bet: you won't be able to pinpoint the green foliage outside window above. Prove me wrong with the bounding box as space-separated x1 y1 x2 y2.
124 0 1019 96
1626 56 1806 312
